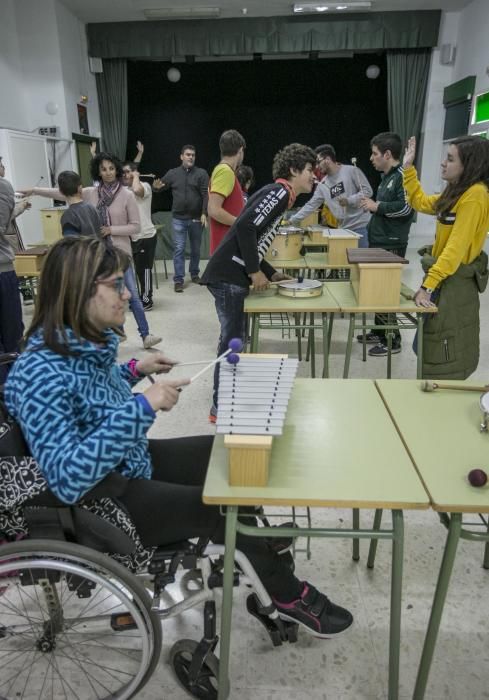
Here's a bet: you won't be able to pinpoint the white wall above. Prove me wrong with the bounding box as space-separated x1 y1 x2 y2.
0 0 100 143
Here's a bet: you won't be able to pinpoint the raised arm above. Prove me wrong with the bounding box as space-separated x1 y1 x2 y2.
289 182 326 223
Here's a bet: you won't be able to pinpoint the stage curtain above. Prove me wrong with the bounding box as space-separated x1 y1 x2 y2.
386 49 431 152
95 59 128 159
87 11 441 59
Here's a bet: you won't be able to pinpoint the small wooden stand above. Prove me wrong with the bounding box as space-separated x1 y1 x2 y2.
14 245 48 276
326 229 360 265
347 248 408 306
225 434 273 487
41 207 66 244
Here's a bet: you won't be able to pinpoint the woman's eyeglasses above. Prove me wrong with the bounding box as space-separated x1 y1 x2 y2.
97 276 126 295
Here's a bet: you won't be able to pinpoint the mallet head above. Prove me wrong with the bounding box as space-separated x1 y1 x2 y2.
421 380 436 392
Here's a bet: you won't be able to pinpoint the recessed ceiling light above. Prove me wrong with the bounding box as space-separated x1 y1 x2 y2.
293 2 371 12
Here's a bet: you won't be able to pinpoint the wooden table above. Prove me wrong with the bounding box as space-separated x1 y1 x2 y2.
327 282 437 379
244 285 340 378
203 379 429 699
376 379 489 699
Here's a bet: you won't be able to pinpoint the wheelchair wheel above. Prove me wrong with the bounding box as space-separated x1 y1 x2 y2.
0 539 162 700
170 638 219 699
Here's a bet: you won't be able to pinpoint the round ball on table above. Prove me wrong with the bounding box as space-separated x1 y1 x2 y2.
228 337 244 352
468 468 488 487
227 353 240 365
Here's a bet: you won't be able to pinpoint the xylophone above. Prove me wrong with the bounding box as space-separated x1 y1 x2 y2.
216 355 299 486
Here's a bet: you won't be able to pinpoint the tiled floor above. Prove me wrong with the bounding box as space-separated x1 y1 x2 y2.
22 224 489 699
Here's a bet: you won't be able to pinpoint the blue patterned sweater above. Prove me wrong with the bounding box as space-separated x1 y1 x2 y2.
5 329 155 504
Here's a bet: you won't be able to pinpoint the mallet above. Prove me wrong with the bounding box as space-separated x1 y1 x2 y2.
421 380 489 393
251 276 304 290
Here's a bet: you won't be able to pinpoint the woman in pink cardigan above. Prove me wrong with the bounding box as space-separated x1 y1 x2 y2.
23 153 161 349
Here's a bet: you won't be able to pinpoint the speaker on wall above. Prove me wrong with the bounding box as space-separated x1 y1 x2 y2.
440 44 457 66
89 57 103 74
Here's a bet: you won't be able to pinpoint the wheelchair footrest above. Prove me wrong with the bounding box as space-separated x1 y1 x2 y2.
246 594 298 647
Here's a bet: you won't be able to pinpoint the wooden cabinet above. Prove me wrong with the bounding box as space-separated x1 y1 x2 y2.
41 207 66 244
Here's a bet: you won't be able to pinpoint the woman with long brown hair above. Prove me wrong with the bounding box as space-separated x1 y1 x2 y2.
403 135 489 378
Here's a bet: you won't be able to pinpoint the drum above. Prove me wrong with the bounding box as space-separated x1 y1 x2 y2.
480 392 489 432
304 225 329 244
265 226 303 261
276 279 323 298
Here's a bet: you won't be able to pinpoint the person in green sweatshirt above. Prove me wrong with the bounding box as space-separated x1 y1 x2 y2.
360 132 414 357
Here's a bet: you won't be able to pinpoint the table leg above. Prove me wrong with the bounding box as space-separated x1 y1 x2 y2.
362 313 367 362
413 513 462 700
217 506 239 700
310 313 316 378
416 313 424 379
250 314 259 353
352 508 360 561
367 509 383 569
389 509 404 700
322 312 330 379
386 329 393 379
295 313 302 361
343 313 355 379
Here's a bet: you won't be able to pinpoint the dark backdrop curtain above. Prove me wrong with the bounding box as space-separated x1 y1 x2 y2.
95 59 128 159
386 49 431 151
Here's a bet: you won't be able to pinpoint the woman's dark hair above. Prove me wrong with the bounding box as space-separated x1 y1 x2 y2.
236 165 254 191
272 143 316 180
25 237 130 356
435 135 489 214
90 152 123 182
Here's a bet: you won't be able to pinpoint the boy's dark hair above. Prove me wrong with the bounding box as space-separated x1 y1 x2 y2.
219 130 246 157
272 143 317 181
315 144 336 161
370 132 403 160
122 161 139 171
181 144 196 154
236 165 254 191
58 171 81 197
90 152 123 182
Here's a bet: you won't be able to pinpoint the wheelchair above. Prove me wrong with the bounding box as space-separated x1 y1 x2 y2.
0 353 299 700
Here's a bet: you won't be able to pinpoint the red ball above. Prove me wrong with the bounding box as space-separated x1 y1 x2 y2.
468 469 488 487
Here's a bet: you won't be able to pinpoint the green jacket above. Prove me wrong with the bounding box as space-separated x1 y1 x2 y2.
368 165 414 250
420 246 489 379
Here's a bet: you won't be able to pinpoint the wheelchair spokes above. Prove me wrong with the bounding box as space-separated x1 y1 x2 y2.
0 540 162 700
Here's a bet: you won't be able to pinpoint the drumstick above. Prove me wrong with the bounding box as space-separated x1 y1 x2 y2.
351 157 367 198
139 173 156 178
251 276 304 290
421 380 489 393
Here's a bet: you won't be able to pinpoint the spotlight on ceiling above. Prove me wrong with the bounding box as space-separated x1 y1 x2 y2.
293 2 372 12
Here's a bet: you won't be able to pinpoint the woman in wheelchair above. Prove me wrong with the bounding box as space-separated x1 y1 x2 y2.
5 236 353 641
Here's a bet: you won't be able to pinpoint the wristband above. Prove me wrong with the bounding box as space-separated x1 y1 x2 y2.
127 358 142 378
420 285 434 293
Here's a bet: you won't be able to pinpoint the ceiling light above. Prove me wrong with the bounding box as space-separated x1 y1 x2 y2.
144 7 221 20
293 2 371 12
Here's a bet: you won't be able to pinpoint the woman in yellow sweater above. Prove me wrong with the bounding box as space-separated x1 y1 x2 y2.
402 135 489 378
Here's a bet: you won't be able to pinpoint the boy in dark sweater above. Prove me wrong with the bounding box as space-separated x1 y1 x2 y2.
201 143 317 421
58 171 102 238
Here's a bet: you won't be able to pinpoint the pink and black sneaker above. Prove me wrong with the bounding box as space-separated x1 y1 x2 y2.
273 582 353 638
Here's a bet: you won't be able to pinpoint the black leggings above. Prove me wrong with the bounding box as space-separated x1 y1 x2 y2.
117 436 302 601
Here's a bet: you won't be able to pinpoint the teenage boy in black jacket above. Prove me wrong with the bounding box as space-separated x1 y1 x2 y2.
201 143 316 421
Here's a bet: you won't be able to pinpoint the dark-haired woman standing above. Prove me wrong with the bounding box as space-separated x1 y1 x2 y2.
403 135 489 378
20 153 161 350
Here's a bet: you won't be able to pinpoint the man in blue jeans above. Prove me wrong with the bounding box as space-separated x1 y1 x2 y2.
201 143 317 422
153 146 209 292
